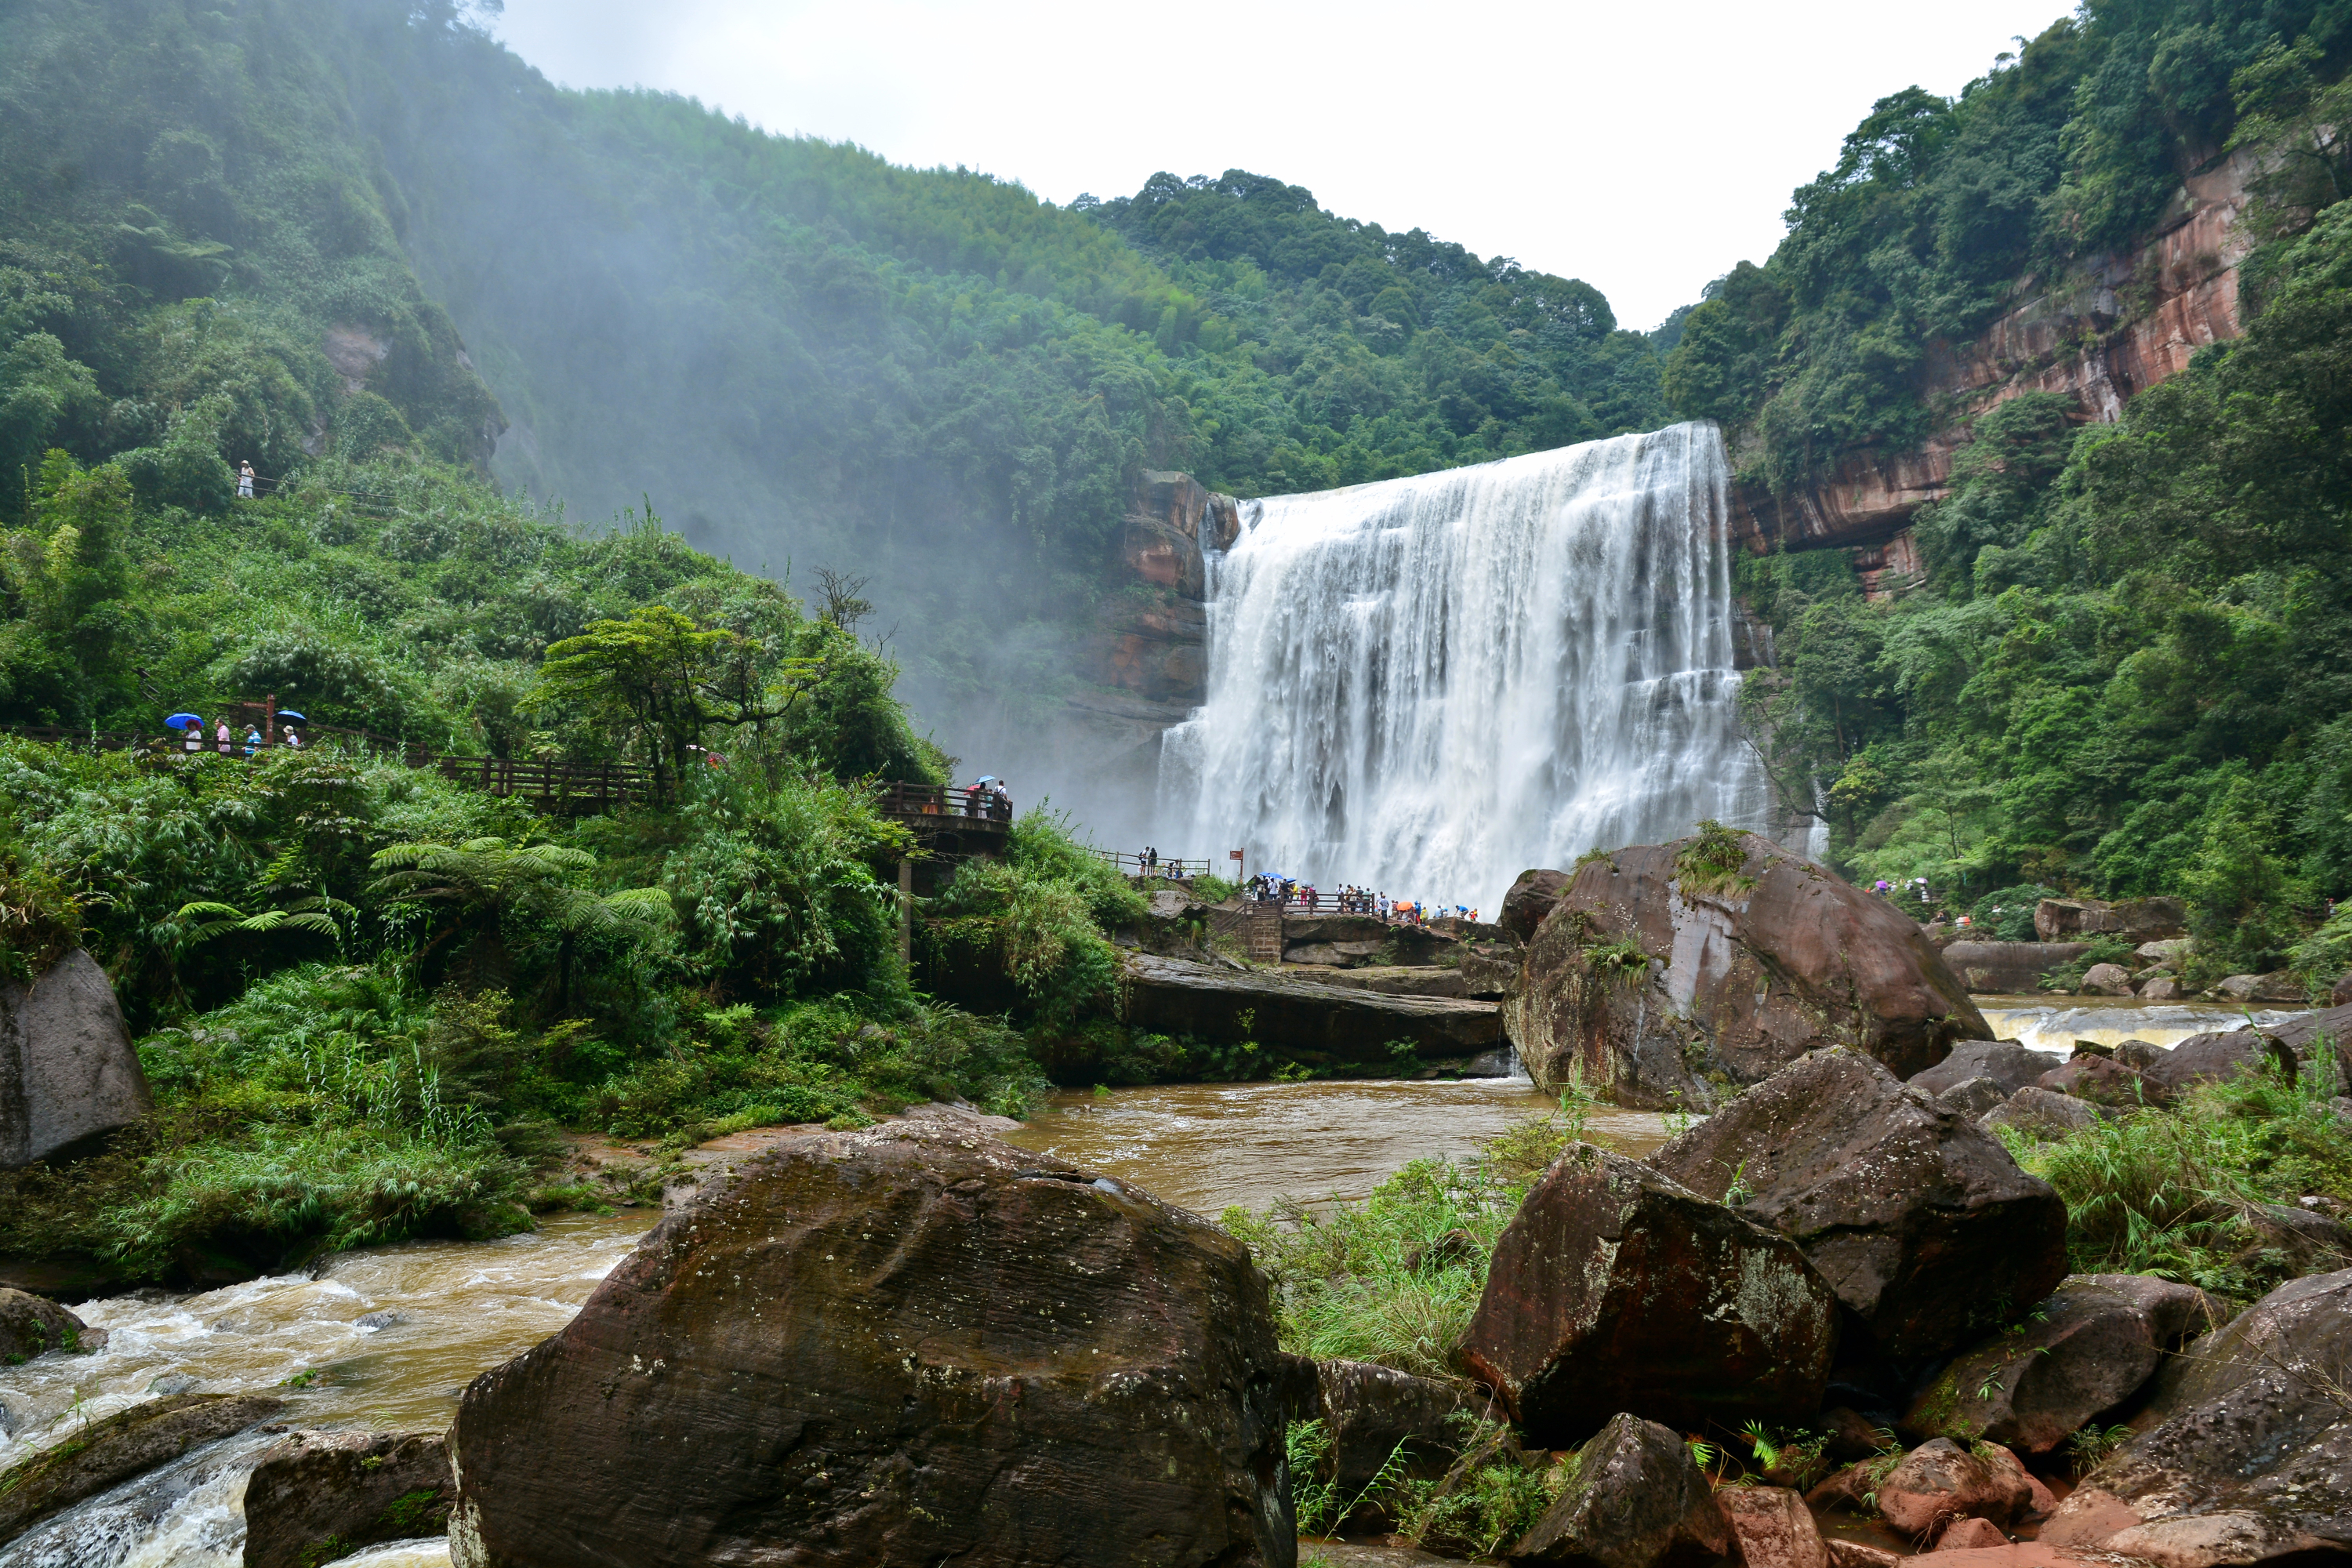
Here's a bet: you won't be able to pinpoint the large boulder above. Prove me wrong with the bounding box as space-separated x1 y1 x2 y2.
2160 1002 2352 1098
2043 1269 2352 1566
2037 1054 2169 1109
0 1391 283 1545
1121 953 1501 1066
243 1429 454 1568
1650 1048 2070 1360
2034 897 2187 943
448 1123 1293 1568
1934 1077 2011 1118
1504 832 1986 1109
1980 1086 2101 1137
1910 1040 2051 1100
2143 1029 2298 1097
1462 1143 1838 1443
1 948 154 1168
0 1287 100 1362
1901 1275 2223 1450
2217 971 2307 1004
1500 869 1575 941
1855 1438 2036 1536
2078 963 2136 996
1507 1412 1731 1568
1717 1485 1831 1568
1938 942 2091 995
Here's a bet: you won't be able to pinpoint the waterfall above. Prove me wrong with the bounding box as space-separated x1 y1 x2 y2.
1158 422 1770 912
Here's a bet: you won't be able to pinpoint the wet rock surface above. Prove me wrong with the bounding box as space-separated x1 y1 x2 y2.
1650 1048 2068 1360
0 1287 97 1363
1717 1485 1832 1568
1980 1087 2100 1136
0 1391 284 1544
448 1122 1293 1568
1 948 154 1169
242 1428 453 1568
2047 1267 2352 1566
1504 833 1985 1109
1306 1358 1488 1530
1909 1041 2051 1101
1936 943 2092 995
1507 1412 1731 1568
1857 1437 2037 1537
1122 953 1501 1063
2036 1054 2168 1109
1464 1143 1838 1443
1501 869 1577 941
1902 1274 2223 1450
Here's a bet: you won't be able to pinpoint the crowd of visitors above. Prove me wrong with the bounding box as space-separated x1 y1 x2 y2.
1238 873 1477 925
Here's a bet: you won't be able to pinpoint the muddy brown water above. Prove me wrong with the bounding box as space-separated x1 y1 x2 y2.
1002 1078 1675 1217
0 1080 1646 1564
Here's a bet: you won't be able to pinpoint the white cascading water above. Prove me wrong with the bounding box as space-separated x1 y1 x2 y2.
1158 422 1771 911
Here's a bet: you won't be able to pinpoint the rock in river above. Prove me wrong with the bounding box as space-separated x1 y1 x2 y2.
1121 952 1500 1065
1462 1143 1838 1444
1504 831 1985 1109
448 1122 1292 1568
1651 1047 2068 1360
243 1429 454 1568
0 1392 284 1545
0 1287 100 1361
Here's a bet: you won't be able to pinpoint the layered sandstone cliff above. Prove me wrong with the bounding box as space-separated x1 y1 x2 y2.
1730 151 2256 557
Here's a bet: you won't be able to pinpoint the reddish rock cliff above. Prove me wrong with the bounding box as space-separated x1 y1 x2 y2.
1731 152 2255 556
1061 470 1234 768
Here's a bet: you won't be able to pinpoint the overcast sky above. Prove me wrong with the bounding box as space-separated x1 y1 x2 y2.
490 0 2078 331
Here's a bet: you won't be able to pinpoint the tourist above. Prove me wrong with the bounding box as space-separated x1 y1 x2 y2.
245 727 262 757
215 718 231 754
283 725 301 750
238 461 255 499
183 720 203 753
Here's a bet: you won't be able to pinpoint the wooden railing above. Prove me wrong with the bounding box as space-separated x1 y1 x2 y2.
875 781 1011 830
1089 850 1211 877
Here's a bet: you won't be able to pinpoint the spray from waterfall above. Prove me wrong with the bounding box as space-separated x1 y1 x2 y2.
1158 422 1770 912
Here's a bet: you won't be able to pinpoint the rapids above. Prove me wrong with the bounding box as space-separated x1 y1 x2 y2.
0 1083 1677 1565
1159 423 1770 912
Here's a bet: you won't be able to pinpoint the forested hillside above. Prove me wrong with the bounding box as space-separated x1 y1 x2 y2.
1673 0 2352 991
0 0 1668 742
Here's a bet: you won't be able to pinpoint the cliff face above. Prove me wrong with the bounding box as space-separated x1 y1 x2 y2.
1730 152 2256 555
1044 473 1235 812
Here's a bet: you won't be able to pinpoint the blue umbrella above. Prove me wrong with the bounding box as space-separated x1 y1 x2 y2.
274 710 307 723
165 713 201 729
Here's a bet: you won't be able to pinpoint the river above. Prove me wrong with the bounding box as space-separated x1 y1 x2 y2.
0 1007 2291 1564
2 1077 1664 1566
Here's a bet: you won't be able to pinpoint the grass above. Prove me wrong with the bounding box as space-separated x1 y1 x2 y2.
1998 1058 2352 1299
0 964 1047 1283
1223 1088 1588 1381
